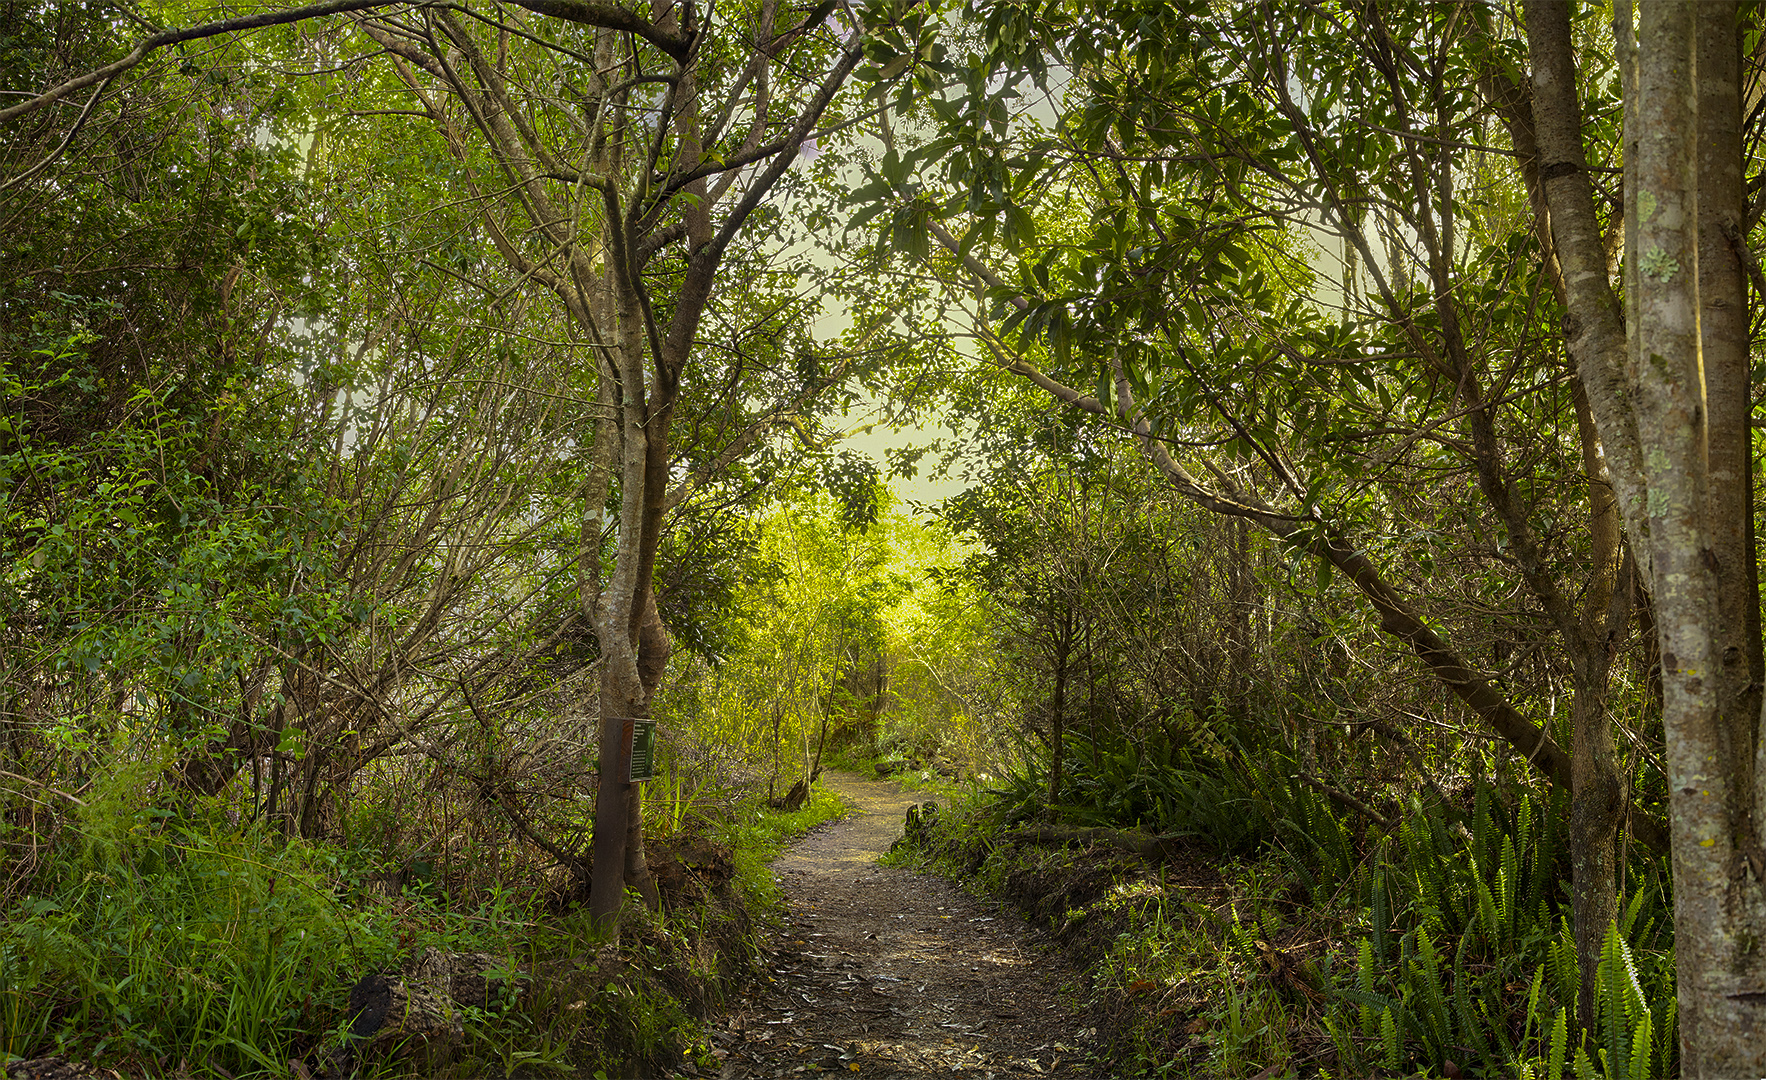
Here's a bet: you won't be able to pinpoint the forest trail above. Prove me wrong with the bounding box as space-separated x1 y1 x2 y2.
687 771 1094 1079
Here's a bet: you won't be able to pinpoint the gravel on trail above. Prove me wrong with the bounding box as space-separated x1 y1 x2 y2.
684 771 1103 1080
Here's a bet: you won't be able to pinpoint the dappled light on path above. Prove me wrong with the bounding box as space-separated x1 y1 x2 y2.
684 771 1093 1079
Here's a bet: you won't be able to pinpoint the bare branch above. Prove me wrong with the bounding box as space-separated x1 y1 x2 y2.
1 76 116 190
0 0 406 126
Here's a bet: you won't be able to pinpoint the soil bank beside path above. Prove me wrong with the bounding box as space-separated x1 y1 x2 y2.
686 770 1098 1079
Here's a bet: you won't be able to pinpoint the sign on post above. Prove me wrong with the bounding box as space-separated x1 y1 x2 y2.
628 718 657 783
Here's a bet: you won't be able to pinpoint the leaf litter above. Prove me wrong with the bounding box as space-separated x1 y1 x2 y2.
672 771 1095 1079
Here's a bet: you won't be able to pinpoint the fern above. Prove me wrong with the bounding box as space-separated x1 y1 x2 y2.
1547 1005 1568 1080
1519 964 1546 1048
1620 882 1649 939
1369 864 1389 964
1548 921 1579 1010
1500 833 1519 945
1323 1011 1357 1068
1596 923 1650 1079
1451 931 1492 1060
1630 1014 1652 1080
1380 1005 1401 1070
1410 927 1450 1054
1531 791 1567 922
1474 780 1493 869
1574 1044 1596 1079
1655 986 1676 1078
1424 807 1457 920
1516 796 1536 912
1511 964 1548 1064
1472 854 1501 944
1402 809 1435 917
1357 937 1379 1039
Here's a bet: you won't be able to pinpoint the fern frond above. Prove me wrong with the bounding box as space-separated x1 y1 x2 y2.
1500 834 1519 944
1630 1013 1652 1080
1595 923 1665 1080
1370 865 1389 964
1521 964 1546 1048
1574 1044 1596 1079
1452 932 1491 1060
1474 779 1492 866
1598 922 1649 1031
1621 883 1648 940
1358 937 1378 1039
1517 795 1535 910
1323 1011 1357 1070
1381 1005 1401 1070
1412 927 1450 1052
1656 988 1676 1078
1550 919 1579 1008
1547 1005 1568 1080
1473 859 1501 945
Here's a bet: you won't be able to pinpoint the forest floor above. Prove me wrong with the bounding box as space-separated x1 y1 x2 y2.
681 771 1098 1080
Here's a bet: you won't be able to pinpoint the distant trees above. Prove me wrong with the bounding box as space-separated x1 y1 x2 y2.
656 489 987 800
944 436 1237 803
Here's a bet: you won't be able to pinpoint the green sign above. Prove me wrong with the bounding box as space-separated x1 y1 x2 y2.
629 719 657 783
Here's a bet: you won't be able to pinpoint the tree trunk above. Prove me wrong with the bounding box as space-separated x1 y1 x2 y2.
1697 1 1765 856
587 592 664 917
589 676 638 922
1566 379 1630 1033
1524 0 1650 557
1047 608 1074 807
623 589 671 911
1566 583 1627 1031
1632 3 1766 1071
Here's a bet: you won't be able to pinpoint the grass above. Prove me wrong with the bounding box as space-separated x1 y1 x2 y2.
825 744 977 805
0 777 854 1078
2 816 381 1071
714 784 850 910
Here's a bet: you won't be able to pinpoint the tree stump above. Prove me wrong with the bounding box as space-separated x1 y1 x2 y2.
309 947 511 1077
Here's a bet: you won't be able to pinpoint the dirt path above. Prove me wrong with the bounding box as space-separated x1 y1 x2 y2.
688 771 1096 1079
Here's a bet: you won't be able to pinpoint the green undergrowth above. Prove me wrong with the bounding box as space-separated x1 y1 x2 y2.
825 745 978 805
896 743 1676 1079
712 784 850 909
1 781 849 1078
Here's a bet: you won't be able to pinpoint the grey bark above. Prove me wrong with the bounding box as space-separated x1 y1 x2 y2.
1696 1 1765 866
1524 1 1652 560
1631 2 1766 1071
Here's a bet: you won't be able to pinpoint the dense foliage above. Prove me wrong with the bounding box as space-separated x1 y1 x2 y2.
7 0 1766 1075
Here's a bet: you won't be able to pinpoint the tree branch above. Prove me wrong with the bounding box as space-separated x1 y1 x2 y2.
504 0 691 60
0 0 403 126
